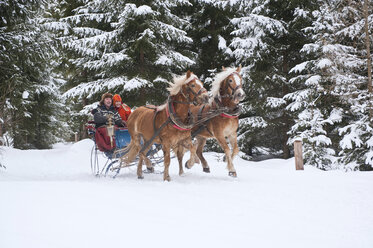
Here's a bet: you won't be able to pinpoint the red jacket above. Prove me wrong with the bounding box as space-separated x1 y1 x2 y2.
116 103 131 122
112 94 131 122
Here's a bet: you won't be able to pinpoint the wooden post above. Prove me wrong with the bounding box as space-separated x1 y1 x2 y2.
74 132 78 143
294 140 304 170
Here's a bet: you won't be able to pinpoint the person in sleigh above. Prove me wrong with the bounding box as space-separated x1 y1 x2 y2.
92 93 123 152
112 94 131 126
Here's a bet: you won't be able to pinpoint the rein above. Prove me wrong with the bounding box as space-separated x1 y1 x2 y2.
138 84 209 153
137 73 242 154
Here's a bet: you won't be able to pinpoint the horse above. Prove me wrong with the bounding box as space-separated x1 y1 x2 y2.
122 71 209 181
176 66 246 177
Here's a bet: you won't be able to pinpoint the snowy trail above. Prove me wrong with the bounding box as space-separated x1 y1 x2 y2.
1 139 372 248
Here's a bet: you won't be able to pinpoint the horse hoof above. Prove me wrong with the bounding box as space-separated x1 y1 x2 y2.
147 167 154 173
203 167 210 173
185 161 190 169
138 175 144 179
164 176 171 181
228 171 237 177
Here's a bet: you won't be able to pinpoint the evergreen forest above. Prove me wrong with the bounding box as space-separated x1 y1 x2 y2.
1 0 372 171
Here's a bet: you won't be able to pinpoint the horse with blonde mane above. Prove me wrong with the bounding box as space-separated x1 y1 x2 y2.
176 66 245 177
123 71 209 181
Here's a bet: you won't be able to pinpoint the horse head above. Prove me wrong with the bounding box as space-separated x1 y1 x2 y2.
211 66 246 107
168 70 209 105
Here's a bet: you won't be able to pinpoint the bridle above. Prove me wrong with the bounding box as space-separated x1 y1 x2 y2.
213 71 243 117
219 72 243 100
175 78 207 106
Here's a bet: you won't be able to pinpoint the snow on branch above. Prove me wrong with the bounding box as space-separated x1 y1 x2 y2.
239 116 268 128
266 97 286 108
155 51 195 69
153 21 193 44
82 52 130 70
290 61 309 74
72 27 105 38
63 76 130 99
61 13 108 25
230 14 287 59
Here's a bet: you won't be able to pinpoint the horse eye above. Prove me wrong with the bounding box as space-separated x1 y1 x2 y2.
229 79 233 83
191 84 195 87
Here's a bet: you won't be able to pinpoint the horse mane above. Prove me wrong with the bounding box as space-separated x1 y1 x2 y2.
157 102 167 111
167 73 198 96
210 67 238 98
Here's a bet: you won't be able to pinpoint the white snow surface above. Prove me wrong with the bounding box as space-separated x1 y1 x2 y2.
1 139 372 248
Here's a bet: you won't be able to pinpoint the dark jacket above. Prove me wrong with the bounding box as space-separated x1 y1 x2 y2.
92 104 123 128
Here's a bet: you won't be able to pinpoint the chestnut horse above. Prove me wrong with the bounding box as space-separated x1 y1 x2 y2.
177 66 246 177
123 71 209 181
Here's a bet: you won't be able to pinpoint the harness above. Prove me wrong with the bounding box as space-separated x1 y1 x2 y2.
139 72 243 153
139 81 206 153
166 100 192 131
190 72 243 137
191 104 214 138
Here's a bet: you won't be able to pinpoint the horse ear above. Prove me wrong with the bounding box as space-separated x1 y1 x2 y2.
222 66 226 71
186 70 191 79
236 65 242 72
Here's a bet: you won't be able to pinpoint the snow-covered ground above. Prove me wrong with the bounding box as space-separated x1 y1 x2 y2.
0 139 372 248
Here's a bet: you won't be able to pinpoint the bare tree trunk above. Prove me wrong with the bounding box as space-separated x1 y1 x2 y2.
364 0 372 120
0 121 3 146
283 135 290 159
139 47 145 74
0 111 3 138
81 97 88 140
282 50 291 159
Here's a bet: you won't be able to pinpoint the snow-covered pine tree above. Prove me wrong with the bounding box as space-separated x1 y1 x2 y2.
286 0 373 170
285 0 347 169
0 0 66 148
51 0 195 139
185 0 237 85
335 0 373 171
230 0 316 158
42 0 87 141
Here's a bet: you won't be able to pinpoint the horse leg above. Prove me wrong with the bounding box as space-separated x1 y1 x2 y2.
193 139 200 164
125 134 141 165
137 155 144 179
144 155 154 173
175 144 185 176
142 146 154 173
185 139 202 169
228 133 239 161
163 143 172 181
215 135 236 177
184 138 197 169
196 136 210 173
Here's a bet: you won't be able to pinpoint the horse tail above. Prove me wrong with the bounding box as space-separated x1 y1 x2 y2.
123 136 141 165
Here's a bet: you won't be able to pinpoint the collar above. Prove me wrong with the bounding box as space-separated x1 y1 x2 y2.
166 100 191 131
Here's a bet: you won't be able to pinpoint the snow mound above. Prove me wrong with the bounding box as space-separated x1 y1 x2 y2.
70 139 93 152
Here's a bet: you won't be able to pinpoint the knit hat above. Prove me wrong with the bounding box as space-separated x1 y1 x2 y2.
112 94 122 103
100 92 113 105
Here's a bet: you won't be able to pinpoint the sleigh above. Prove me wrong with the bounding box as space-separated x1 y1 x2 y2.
86 121 163 178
